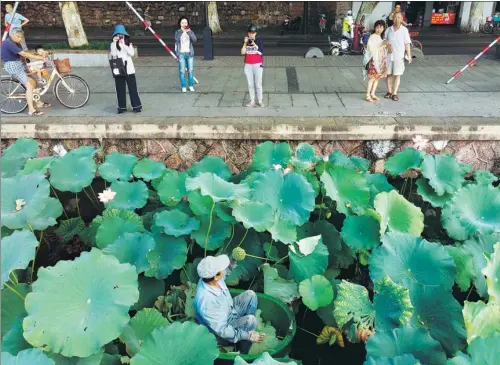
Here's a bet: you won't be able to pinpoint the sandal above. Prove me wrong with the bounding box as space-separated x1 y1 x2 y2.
391 94 399 101
37 102 52 108
384 92 392 99
365 95 373 102
28 110 44 116
371 94 380 101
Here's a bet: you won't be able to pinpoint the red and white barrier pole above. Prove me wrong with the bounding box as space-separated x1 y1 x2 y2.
125 1 199 84
446 35 500 84
2 1 20 42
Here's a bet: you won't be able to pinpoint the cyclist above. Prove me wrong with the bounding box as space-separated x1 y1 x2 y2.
1 28 50 116
342 10 354 40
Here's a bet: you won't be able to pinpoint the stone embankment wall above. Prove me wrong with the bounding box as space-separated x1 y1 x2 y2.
1 139 499 175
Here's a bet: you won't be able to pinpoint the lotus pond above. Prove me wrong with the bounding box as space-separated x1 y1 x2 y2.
1 138 500 365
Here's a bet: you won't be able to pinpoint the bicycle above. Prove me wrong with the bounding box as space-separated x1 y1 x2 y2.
408 26 423 52
0 53 90 114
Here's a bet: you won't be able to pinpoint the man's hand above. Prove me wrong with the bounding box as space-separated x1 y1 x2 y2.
249 330 265 343
244 37 249 44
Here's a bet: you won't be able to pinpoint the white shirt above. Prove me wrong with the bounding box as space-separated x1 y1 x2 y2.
110 42 136 75
180 32 190 53
386 25 411 61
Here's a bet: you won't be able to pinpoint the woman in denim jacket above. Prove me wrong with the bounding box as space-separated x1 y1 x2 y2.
174 16 197 92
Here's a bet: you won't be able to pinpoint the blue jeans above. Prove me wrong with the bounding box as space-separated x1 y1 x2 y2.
178 53 194 88
228 290 258 354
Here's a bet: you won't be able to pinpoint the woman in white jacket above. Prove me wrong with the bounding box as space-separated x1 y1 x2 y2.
110 24 142 114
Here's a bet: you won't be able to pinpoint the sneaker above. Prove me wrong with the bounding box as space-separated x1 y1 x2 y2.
246 101 256 107
189 86 195 92
257 100 265 107
181 87 187 93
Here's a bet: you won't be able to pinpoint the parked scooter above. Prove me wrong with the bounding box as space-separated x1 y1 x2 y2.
281 14 302 35
319 13 327 34
328 27 368 56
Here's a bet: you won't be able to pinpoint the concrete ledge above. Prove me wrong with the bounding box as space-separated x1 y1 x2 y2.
54 47 138 67
2 117 500 140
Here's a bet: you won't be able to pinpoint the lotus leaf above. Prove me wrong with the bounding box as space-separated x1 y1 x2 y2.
224 227 264 284
334 280 375 330
1 349 55 365
3 138 38 159
463 300 500 344
249 310 281 355
409 285 467 356
129 322 218 365
96 209 145 249
366 173 395 205
2 283 31 337
48 351 104 365
264 242 280 262
252 170 315 225
154 169 187 206
235 352 298 365
467 332 500 365
2 316 31 355
1 229 39 289
374 190 424 236
2 172 62 230
154 209 200 237
132 276 165 311
186 172 250 204
320 166 370 215
187 155 231 180
291 143 317 170
473 170 498 185
132 158 166 181
297 170 320 197
443 184 500 239
1 156 27 177
54 217 85 243
121 308 169 356
102 232 156 274
341 216 381 252
187 190 214 216
100 354 121 365
416 178 453 208
329 150 369 172
299 275 334 310
180 259 201 286
23 249 139 357
145 232 187 279
447 246 476 292
268 218 297 244
481 242 500 302
365 327 446 365
261 263 299 304
441 208 469 241
385 148 424 176
98 152 137 182
232 201 274 232
106 181 149 210
369 233 456 289
49 149 97 192
289 236 329 283
374 277 413 331
421 154 466 196
214 202 236 223
445 353 473 365
251 141 292 171
190 214 231 251
364 355 421 365
19 157 56 175
316 279 340 328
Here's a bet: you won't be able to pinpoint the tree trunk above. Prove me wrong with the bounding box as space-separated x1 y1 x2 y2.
59 1 88 48
355 1 379 27
467 2 484 33
208 1 223 35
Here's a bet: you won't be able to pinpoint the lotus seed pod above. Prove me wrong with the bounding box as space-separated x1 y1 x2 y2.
232 247 246 261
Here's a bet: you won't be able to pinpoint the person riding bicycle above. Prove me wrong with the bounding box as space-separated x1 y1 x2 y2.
342 10 354 40
26 45 50 85
1 28 51 116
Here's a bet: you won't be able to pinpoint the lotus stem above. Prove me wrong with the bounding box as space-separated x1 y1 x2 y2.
272 254 289 267
265 239 274 263
9 271 18 285
297 326 319 338
222 223 235 253
182 266 191 283
204 201 216 257
319 192 325 220
245 253 275 261
89 185 100 204
75 193 81 218
82 187 100 212
50 185 69 219
31 230 43 283
4 282 25 300
237 228 249 248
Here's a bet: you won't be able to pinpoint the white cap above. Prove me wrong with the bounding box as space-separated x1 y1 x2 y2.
197 254 230 279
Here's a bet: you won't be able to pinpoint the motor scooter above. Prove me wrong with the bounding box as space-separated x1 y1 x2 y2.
328 27 368 56
281 14 302 35
319 13 327 34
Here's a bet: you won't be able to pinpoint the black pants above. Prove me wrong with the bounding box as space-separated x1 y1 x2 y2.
114 74 142 112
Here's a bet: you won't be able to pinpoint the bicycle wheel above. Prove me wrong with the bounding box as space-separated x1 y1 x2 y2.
0 79 28 114
411 40 423 52
54 74 90 108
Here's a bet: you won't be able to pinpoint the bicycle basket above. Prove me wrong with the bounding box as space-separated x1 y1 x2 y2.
54 58 71 73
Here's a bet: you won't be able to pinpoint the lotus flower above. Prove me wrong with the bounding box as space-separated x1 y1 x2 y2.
283 167 292 175
412 135 429 150
323 156 329 162
272 164 282 170
98 188 116 203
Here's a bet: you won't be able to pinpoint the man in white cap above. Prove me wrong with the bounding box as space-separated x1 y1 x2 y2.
194 254 265 353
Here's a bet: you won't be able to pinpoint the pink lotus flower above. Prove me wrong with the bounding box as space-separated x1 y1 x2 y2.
283 167 292 175
412 135 429 150
98 188 116 203
272 164 282 170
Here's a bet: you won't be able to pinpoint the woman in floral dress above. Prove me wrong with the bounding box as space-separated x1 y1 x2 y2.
364 20 390 102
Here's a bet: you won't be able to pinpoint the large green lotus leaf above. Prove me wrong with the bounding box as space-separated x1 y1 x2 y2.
385 148 424 176
98 152 137 182
268 218 297 244
190 214 231 251
1 349 55 365
48 351 104 365
187 190 214 216
289 236 329 283
441 208 469 241
102 232 156 274
23 248 139 357
154 209 200 237
2 316 31 355
316 278 340 327
235 352 298 365
1 229 39 289
299 275 334 311
297 170 320 197
129 322 218 365
320 166 370 215
416 178 453 208
334 280 375 330
251 141 292 171
341 216 381 253
19 157 56 175
3 138 38 159
481 242 500 303
96 209 145 249
421 154 466 196
100 354 121 365
463 300 500 344
186 172 250 203
329 150 370 172
55 217 85 243
1 156 27 178
370 233 456 289
180 259 201 286
248 310 281 355
215 202 236 224
467 332 500 365
2 283 31 337
154 170 187 207
187 156 231 181
366 173 395 205
145 232 187 280
252 170 315 225
365 327 446 365
132 158 166 182
132 276 165 311
224 227 264 284
409 285 466 356
374 277 413 331
231 201 274 232
443 184 500 238
120 308 169 356
364 355 421 365
261 263 299 304
447 246 476 292
105 181 148 210
291 143 317 170
1 172 62 230
374 190 424 236
49 151 97 193
473 170 498 185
